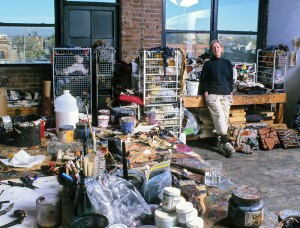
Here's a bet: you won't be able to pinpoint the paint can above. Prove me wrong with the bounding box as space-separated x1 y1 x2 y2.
161 187 181 213
59 125 74 143
74 122 90 140
98 115 109 128
120 116 135 134
228 185 264 228
144 111 156 125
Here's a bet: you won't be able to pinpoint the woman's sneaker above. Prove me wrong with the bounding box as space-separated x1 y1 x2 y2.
224 142 236 157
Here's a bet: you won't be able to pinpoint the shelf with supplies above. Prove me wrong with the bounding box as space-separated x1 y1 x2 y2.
256 49 287 90
139 48 184 136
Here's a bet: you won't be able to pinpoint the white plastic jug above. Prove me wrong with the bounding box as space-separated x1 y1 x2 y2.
54 90 79 134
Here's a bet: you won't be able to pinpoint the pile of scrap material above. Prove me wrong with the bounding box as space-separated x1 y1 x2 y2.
276 209 300 228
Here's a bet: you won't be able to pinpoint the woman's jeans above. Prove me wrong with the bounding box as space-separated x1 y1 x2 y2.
205 94 233 135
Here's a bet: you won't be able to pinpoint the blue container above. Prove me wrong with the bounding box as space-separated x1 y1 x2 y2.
120 117 134 134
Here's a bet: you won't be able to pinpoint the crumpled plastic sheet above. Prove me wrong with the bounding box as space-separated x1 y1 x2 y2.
85 174 151 226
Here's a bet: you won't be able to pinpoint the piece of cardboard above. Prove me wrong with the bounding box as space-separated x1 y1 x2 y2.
0 88 8 116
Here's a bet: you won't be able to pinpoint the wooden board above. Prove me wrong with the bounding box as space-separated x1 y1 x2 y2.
183 93 286 108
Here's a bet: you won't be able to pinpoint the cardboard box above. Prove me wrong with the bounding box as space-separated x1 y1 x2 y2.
0 88 8 116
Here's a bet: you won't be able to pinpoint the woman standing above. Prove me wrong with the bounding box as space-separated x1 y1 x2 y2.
200 40 236 157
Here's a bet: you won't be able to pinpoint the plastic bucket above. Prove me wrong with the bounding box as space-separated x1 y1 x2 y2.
186 80 199 96
98 115 109 128
40 119 46 138
98 109 110 116
144 111 156 125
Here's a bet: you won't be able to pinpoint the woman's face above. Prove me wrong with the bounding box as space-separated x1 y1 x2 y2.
211 42 223 58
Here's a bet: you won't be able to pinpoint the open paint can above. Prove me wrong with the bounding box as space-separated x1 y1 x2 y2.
120 116 134 134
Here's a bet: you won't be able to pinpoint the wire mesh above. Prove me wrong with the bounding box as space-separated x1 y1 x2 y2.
53 48 91 76
98 76 112 89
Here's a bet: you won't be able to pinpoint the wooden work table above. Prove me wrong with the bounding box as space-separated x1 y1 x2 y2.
183 92 287 124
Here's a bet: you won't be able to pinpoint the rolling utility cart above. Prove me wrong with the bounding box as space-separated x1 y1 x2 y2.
256 49 287 90
139 49 183 137
52 48 92 113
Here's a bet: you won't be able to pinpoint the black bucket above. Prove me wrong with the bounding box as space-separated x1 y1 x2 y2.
13 115 41 147
69 213 109 228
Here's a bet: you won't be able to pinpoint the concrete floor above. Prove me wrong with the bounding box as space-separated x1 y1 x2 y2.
187 138 300 219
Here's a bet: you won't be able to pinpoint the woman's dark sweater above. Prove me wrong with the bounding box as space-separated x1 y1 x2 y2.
200 56 234 95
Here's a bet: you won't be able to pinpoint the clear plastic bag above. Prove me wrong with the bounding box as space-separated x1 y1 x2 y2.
182 108 201 135
142 160 172 204
85 174 151 226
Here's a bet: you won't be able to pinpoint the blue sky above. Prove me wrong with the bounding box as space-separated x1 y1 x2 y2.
0 0 54 24
166 0 258 32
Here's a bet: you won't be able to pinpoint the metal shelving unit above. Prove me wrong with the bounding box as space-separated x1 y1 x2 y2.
256 49 287 90
139 49 183 136
52 48 92 113
95 46 115 109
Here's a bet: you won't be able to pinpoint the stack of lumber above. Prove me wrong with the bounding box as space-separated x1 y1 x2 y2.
249 110 275 125
230 107 246 124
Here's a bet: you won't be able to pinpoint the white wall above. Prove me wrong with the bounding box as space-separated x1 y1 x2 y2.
268 0 300 127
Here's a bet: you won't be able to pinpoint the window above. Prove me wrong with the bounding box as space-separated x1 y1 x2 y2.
165 0 263 63
66 0 116 2
0 0 55 64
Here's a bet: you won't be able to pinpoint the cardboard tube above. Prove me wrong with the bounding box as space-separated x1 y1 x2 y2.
43 80 51 97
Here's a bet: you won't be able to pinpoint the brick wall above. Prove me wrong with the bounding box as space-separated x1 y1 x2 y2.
121 0 163 63
0 65 52 95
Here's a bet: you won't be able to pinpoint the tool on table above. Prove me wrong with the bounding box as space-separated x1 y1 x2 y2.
0 177 38 190
193 185 208 215
19 176 38 189
0 202 14 216
0 201 10 210
0 209 26 228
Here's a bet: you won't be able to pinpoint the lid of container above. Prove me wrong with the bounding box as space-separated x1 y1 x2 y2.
108 224 127 228
59 124 74 131
232 185 262 205
120 109 135 115
155 207 177 222
111 107 123 113
138 226 158 228
164 187 181 196
186 217 204 228
76 122 87 129
176 202 193 213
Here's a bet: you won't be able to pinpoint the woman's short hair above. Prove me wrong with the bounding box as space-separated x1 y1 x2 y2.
209 39 223 51
209 39 224 56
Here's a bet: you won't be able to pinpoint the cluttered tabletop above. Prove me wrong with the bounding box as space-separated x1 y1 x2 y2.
0 121 278 228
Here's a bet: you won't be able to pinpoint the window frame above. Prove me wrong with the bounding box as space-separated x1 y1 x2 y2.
0 0 58 67
163 0 268 60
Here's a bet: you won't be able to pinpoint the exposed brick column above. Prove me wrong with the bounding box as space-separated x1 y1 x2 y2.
120 0 162 63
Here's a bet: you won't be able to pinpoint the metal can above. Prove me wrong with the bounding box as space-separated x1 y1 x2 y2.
228 185 264 228
59 125 74 143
